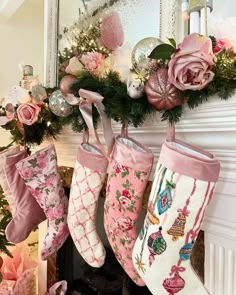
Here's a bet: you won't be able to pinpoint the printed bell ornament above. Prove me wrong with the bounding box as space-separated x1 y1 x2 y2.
145 68 182 110
167 211 188 241
49 90 73 117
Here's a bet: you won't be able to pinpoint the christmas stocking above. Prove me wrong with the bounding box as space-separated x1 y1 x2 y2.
0 145 20 215
4 149 46 243
68 89 114 268
15 144 69 260
104 128 154 286
132 123 220 295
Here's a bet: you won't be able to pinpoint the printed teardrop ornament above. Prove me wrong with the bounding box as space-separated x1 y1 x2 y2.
145 68 183 110
163 272 185 294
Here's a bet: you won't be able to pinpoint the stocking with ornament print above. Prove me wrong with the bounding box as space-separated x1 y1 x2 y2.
132 124 220 295
16 144 69 260
104 130 153 286
68 89 114 268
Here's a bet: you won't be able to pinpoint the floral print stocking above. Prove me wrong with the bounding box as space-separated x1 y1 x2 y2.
104 135 153 286
16 144 69 260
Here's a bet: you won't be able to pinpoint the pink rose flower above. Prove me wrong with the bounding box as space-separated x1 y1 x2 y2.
213 38 235 54
18 166 34 179
121 189 132 199
37 153 48 169
80 52 105 71
168 33 215 91
65 56 84 76
53 204 65 218
119 196 131 207
17 102 41 125
117 217 134 231
45 174 57 188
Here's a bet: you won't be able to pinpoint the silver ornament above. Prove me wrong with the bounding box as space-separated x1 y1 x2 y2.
49 90 73 117
131 37 163 77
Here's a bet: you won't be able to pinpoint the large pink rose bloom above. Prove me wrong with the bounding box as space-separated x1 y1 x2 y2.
168 33 215 91
17 102 41 125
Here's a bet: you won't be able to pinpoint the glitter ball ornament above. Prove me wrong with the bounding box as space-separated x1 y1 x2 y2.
59 74 77 96
131 37 163 76
49 90 73 117
145 68 182 110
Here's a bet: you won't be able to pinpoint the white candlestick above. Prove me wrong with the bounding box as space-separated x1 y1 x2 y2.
190 11 200 33
200 7 211 36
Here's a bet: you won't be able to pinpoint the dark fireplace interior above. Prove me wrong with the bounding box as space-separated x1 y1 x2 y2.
48 167 205 294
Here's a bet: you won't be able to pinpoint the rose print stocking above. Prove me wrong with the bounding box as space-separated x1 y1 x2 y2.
132 123 220 295
68 89 114 267
104 129 153 286
16 144 69 260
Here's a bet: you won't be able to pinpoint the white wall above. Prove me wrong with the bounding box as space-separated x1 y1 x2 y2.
0 0 44 145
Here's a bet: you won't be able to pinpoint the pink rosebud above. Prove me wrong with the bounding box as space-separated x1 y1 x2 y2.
80 52 105 71
16 102 41 125
101 12 124 50
168 33 215 91
213 38 235 54
47 208 55 220
121 190 132 199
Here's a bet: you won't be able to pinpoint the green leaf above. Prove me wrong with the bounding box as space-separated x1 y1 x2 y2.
148 44 176 60
168 38 176 48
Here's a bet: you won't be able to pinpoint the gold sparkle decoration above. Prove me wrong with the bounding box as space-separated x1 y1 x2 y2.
135 254 146 274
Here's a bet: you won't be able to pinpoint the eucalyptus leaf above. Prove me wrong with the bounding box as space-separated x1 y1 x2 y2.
148 44 176 60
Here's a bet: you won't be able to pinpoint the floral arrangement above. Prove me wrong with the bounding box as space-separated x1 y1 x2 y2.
0 8 236 148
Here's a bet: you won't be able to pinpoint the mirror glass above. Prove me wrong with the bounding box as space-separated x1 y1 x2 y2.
57 0 161 81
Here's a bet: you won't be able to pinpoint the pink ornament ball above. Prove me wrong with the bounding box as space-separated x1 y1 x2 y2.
100 12 124 51
145 68 183 111
59 74 77 96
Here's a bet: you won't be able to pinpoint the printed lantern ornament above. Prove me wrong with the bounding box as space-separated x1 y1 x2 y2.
158 180 176 215
145 68 182 110
147 226 167 266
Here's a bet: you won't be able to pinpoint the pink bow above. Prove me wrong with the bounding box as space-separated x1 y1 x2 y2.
47 280 67 295
0 103 15 126
169 265 186 276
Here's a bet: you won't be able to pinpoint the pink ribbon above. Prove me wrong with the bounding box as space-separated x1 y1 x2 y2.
169 265 186 276
0 103 15 126
47 280 67 295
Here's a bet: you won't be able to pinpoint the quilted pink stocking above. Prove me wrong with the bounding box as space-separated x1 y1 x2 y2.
104 133 153 286
4 150 46 243
68 89 114 268
16 144 69 260
132 124 220 295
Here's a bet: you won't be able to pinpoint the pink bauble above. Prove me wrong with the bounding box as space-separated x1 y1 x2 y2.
163 272 185 294
59 75 77 96
145 68 182 110
100 12 124 50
